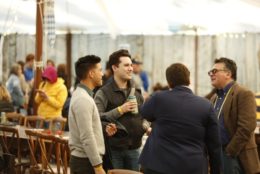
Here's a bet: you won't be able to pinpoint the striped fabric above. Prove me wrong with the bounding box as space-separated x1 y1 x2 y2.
44 0 55 47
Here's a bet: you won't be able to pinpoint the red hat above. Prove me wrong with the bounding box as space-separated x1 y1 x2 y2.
42 66 57 83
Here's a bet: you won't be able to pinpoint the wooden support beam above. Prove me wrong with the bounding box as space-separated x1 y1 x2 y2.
66 33 72 90
33 0 44 114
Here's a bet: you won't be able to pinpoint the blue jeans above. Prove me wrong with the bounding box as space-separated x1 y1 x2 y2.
222 149 245 174
111 148 140 171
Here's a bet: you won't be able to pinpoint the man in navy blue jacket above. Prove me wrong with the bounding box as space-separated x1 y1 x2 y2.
139 63 221 174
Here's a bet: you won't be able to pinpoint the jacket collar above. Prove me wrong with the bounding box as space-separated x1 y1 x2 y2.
110 77 135 92
172 85 193 94
77 83 94 97
216 81 235 97
221 82 237 118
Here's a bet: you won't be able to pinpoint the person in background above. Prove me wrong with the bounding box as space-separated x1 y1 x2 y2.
6 64 25 112
132 59 149 100
23 54 35 115
102 61 112 85
95 49 149 171
132 59 143 90
57 63 69 91
132 58 149 93
17 61 28 93
139 63 221 174
35 66 67 121
17 60 29 113
46 59 55 67
208 57 260 174
0 82 14 113
152 82 169 93
24 54 34 83
255 92 260 120
69 55 111 174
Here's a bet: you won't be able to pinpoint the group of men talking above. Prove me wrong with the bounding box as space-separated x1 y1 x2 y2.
68 49 260 174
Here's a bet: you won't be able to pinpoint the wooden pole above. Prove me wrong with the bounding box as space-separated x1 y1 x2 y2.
33 0 44 114
66 33 72 90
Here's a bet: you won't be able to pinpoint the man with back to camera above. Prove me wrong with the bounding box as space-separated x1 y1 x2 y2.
139 63 221 174
69 55 117 174
94 49 150 171
208 57 260 174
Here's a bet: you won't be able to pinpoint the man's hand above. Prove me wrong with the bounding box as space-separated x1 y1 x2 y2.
120 101 137 114
106 123 117 136
146 127 152 136
94 165 106 174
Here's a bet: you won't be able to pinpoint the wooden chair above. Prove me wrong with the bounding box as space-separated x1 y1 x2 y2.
49 117 67 131
25 129 42 173
24 116 45 128
37 132 57 174
54 136 69 174
6 113 25 125
108 169 143 174
0 126 30 174
25 130 57 174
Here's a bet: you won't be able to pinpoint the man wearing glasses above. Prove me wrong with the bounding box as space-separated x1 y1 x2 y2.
208 57 260 174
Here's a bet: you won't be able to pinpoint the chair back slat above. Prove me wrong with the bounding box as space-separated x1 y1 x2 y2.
55 136 69 174
24 116 45 128
25 129 41 167
49 117 67 131
37 132 56 174
6 113 25 125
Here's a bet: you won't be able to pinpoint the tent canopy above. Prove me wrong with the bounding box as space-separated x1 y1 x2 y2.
0 0 260 35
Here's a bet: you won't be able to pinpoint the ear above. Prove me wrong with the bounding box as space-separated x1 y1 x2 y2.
167 82 173 88
89 70 94 79
226 71 232 78
112 65 117 72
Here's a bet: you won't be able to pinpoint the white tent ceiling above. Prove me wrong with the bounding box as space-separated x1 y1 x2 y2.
0 0 260 35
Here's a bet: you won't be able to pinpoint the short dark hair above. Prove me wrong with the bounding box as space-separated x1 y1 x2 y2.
166 63 190 88
25 54 34 62
214 57 237 80
108 49 131 73
75 55 101 80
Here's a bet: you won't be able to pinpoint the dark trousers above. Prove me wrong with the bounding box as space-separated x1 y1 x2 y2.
70 155 95 174
222 149 245 174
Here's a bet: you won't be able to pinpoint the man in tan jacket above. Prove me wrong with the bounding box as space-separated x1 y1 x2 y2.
208 57 260 174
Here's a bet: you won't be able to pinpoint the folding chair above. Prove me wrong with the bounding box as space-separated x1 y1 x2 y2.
49 117 67 132
37 132 57 174
0 126 30 174
24 116 45 128
26 130 57 174
55 136 69 174
6 113 25 125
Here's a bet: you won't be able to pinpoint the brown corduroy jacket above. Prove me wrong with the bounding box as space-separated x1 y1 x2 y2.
211 83 260 174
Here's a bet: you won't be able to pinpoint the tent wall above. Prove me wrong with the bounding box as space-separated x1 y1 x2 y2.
2 33 260 96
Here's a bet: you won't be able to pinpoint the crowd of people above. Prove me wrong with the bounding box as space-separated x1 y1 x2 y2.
0 49 260 174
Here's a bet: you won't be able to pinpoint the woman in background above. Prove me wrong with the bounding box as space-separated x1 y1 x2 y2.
6 64 25 112
0 83 14 113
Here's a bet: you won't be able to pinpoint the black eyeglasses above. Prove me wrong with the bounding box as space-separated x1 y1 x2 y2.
208 68 226 76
